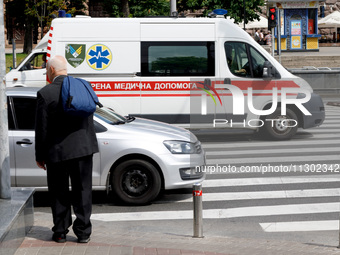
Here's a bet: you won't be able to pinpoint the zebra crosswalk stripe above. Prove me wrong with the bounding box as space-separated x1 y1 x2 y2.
260 220 339 232
205 147 340 156
207 154 339 165
158 188 340 203
202 139 340 149
90 203 340 222
203 175 340 187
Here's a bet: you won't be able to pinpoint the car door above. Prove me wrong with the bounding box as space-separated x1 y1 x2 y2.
223 41 276 122
8 96 47 187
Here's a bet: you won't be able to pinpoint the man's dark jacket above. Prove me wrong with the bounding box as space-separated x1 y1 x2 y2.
35 75 99 163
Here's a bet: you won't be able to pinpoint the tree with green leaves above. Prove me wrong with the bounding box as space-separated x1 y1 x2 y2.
6 0 87 53
177 0 265 23
101 0 264 24
102 0 170 17
5 0 26 50
25 0 87 38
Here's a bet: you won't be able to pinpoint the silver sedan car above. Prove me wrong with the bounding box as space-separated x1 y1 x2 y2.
6 87 206 205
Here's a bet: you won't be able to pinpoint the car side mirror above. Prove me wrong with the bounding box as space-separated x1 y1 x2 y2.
262 61 280 79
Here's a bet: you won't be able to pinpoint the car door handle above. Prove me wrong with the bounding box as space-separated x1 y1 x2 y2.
204 78 211 90
224 78 231 85
16 139 33 145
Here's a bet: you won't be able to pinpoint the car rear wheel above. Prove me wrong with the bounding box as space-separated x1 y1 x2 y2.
111 159 161 205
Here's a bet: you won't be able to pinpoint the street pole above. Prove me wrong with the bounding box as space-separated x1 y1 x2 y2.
271 28 275 57
12 39 16 69
0 0 11 199
170 0 177 16
243 0 246 30
277 10 281 64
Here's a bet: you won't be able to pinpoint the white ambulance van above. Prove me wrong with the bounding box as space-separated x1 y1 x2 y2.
11 15 326 140
5 34 48 87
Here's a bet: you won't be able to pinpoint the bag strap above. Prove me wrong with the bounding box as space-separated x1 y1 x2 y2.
63 76 73 108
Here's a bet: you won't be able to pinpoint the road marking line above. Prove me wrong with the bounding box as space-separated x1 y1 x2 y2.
206 147 340 156
202 139 340 148
260 220 339 232
203 175 340 187
158 188 340 203
90 202 340 222
207 155 339 165
305 128 340 132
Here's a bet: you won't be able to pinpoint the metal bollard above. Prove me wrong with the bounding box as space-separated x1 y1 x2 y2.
193 183 203 238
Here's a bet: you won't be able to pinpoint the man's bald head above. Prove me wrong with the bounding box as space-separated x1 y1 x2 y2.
47 55 68 82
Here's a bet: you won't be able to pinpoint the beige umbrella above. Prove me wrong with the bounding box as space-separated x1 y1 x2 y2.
318 11 340 42
239 15 268 29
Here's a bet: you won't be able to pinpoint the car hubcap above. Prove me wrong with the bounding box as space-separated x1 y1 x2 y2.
272 115 292 134
123 169 149 196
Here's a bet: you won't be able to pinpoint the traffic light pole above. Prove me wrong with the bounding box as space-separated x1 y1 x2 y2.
0 0 11 199
271 28 275 57
268 7 277 58
277 10 281 64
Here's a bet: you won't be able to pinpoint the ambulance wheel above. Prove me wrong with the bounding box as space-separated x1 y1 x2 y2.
260 108 298 140
111 159 161 205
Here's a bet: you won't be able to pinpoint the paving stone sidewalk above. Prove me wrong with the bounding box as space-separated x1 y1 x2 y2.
13 211 340 255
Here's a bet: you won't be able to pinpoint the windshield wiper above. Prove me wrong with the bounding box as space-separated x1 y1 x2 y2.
126 116 136 123
112 120 126 125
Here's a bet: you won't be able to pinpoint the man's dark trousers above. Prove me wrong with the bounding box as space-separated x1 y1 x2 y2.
46 155 93 238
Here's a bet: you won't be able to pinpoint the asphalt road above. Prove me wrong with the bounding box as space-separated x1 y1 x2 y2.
33 99 340 248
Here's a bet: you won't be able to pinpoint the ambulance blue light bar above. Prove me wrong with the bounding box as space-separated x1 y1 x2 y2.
58 10 66 17
212 9 228 16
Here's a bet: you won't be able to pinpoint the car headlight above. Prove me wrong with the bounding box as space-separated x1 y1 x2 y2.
163 140 201 154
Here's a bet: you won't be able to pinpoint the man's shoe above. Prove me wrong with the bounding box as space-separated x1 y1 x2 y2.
52 233 66 243
78 236 90 243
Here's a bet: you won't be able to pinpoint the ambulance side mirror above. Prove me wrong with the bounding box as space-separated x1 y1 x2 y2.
262 61 280 79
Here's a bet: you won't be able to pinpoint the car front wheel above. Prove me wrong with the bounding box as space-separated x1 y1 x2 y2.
111 159 161 205
260 108 298 140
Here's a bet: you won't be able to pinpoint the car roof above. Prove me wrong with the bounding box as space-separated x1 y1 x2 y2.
5 87 40 97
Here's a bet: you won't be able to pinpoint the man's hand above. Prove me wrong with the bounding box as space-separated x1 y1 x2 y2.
236 69 247 74
36 161 46 170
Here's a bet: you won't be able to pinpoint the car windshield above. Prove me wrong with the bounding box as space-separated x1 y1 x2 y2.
94 107 128 125
16 54 32 70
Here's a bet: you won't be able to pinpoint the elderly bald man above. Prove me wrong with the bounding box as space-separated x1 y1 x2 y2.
35 55 99 244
